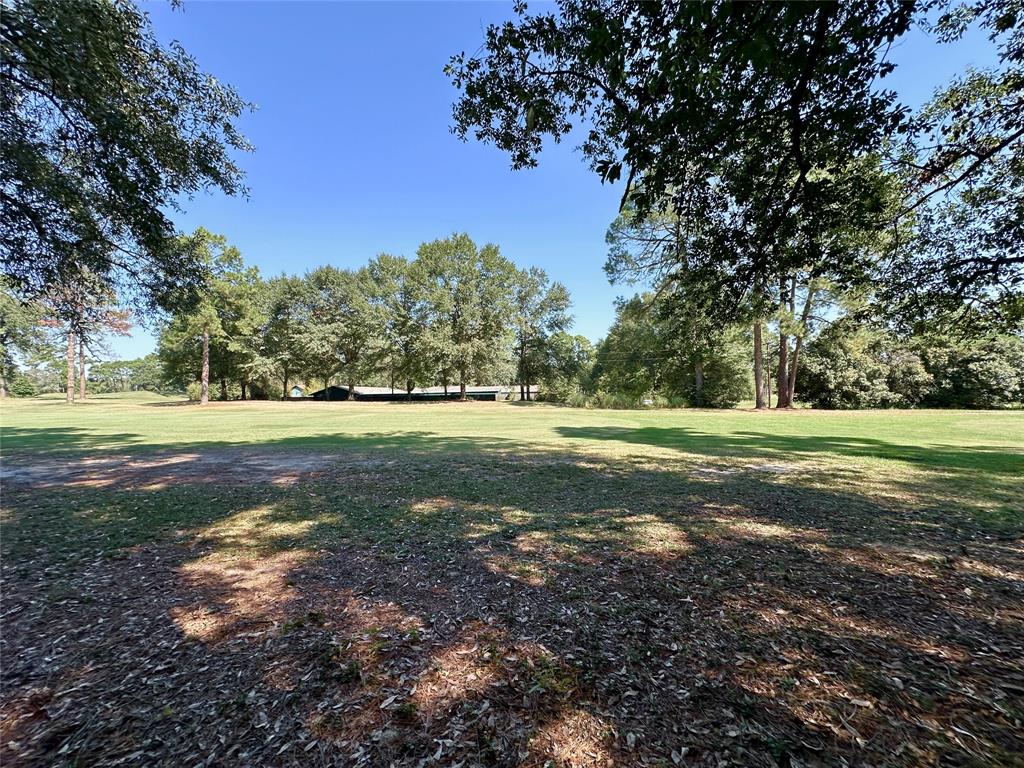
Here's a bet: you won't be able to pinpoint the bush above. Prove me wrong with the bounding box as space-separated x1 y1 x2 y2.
8 375 37 397
918 335 1024 408
537 376 582 405
800 322 1024 409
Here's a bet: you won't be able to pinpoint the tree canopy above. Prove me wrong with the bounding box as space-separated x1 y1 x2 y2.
1 0 251 311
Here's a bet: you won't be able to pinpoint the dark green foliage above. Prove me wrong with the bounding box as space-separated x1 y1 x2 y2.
416 234 518 396
800 322 926 409
591 294 751 408
0 280 49 396
537 332 594 402
917 333 1024 408
301 266 378 395
7 372 37 397
366 254 431 395
448 1 913 314
157 229 260 398
801 320 1024 409
0 0 252 310
260 276 312 398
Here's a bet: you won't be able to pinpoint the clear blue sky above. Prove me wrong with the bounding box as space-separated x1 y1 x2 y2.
113 1 996 359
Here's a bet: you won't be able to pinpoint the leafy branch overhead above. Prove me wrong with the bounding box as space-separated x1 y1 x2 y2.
0 0 253 311
447 0 1023 326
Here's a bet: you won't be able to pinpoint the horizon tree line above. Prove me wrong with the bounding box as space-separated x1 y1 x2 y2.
155 230 573 403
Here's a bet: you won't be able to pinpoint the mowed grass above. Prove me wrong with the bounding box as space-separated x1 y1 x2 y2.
2 394 1023 767
3 392 1022 531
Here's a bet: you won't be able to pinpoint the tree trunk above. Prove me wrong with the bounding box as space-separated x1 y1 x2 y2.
347 377 356 400
240 380 247 400
519 342 526 401
282 370 289 400
78 337 87 400
776 277 797 409
406 379 413 402
787 286 816 405
460 376 467 401
0 369 7 398
219 377 227 401
753 322 765 409
200 329 210 405
693 359 705 407
65 330 75 404
776 334 790 408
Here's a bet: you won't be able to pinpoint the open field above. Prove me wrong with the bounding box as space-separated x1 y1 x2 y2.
2 395 1023 767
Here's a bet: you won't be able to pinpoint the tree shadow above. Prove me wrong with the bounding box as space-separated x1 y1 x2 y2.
0 426 148 458
3 439 1023 765
556 425 1024 475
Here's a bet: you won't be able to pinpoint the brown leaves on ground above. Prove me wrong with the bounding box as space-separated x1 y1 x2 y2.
1 448 1022 767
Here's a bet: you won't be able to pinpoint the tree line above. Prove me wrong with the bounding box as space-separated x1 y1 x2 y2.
585 291 1024 410
155 230 572 402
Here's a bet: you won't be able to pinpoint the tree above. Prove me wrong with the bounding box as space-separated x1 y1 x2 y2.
367 254 430 397
915 331 1024 408
510 267 571 400
90 354 169 393
605 194 750 406
37 270 131 403
416 234 516 399
605 156 901 409
0 280 46 398
1 0 252 311
593 292 752 408
157 229 245 404
301 266 378 399
885 1 1023 324
448 1 913 294
539 331 594 400
591 296 663 403
799 317 1024 410
800 320 926 409
261 276 310 399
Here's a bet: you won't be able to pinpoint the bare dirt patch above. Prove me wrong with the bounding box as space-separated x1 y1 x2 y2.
0 449 386 490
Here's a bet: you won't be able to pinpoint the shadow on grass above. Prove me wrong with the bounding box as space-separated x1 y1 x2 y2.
556 425 1024 475
0 425 519 459
2 441 1022 766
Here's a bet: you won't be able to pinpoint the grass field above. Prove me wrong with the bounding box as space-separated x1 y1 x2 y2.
2 394 1023 766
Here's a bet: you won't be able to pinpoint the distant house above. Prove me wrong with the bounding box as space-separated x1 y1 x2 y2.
289 385 305 398
306 384 539 402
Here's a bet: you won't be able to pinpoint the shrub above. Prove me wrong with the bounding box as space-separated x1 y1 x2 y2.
8 375 37 398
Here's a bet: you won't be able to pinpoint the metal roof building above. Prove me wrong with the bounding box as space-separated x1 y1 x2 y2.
307 384 539 401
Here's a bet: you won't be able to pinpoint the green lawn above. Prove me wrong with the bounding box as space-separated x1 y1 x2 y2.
2 394 1022 767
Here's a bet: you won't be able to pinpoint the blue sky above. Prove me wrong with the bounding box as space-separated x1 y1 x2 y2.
114 1 997 359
